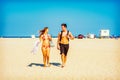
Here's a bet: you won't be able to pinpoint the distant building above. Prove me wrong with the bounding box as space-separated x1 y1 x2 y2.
87 33 95 39
100 30 110 38
31 35 36 39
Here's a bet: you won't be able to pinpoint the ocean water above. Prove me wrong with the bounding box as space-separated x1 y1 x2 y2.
0 36 58 38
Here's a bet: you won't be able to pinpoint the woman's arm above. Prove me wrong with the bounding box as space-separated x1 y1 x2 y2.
48 34 52 41
39 35 42 42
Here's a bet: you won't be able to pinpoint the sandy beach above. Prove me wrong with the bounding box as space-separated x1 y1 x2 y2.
0 38 120 80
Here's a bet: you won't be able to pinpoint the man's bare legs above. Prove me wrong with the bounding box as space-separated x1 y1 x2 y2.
61 53 67 68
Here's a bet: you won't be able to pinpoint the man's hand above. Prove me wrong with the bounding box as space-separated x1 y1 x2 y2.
57 44 60 50
57 33 60 50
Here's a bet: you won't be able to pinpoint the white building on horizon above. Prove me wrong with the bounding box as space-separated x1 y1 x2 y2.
31 35 36 39
100 29 110 38
87 33 95 39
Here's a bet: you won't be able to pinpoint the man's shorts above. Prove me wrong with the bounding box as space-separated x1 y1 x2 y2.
59 43 69 56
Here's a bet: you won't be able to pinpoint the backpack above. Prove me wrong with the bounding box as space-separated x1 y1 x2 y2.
60 30 69 41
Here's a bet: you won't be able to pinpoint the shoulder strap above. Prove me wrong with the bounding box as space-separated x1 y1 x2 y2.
60 30 69 41
60 31 63 41
67 30 69 35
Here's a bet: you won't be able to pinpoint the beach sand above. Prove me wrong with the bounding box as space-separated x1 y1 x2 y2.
0 38 120 80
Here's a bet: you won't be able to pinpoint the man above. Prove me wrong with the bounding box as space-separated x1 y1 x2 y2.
57 23 74 68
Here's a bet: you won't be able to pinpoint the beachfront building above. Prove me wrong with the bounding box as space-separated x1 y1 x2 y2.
87 33 95 39
100 30 110 38
31 35 36 39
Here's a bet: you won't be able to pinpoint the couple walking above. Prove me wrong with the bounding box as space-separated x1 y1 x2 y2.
39 23 74 68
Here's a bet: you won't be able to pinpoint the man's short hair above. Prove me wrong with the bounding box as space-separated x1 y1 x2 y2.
61 23 67 28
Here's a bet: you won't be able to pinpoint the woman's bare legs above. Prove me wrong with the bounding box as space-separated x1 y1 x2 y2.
46 48 50 67
42 48 47 67
42 47 50 67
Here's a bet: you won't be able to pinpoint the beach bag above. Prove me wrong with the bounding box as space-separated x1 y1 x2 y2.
50 41 55 47
48 34 55 47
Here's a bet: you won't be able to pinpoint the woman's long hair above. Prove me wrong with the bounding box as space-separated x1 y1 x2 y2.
39 27 48 38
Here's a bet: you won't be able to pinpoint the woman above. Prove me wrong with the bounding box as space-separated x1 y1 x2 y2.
39 27 52 67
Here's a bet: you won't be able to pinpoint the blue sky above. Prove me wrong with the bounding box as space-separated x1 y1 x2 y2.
0 0 120 36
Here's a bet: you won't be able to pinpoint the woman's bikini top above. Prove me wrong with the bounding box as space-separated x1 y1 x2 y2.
41 34 50 49
42 34 50 41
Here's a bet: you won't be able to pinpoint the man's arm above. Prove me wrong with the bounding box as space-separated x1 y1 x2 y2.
68 32 74 40
57 33 60 50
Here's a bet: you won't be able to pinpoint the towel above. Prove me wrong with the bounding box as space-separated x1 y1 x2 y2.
31 40 40 54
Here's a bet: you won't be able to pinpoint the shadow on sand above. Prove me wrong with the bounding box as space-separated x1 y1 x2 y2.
50 62 61 67
28 62 61 67
28 63 44 67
